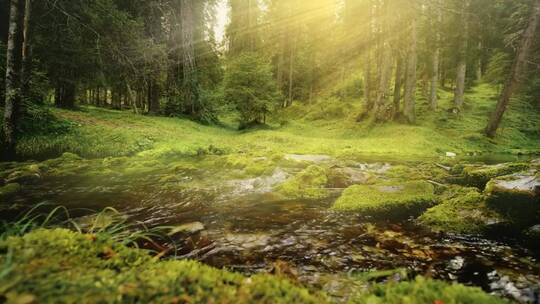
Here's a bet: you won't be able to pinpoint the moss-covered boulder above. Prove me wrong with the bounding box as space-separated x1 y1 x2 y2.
485 171 540 226
418 187 502 234
0 183 21 202
5 164 42 185
332 181 435 216
0 228 326 304
350 276 507 304
458 163 530 188
275 165 329 199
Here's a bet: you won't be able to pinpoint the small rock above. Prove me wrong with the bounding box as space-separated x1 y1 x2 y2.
446 152 457 158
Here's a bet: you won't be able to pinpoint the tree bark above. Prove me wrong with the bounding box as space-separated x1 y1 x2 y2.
393 53 404 113
453 0 469 110
429 0 441 110
21 0 32 104
403 9 417 124
485 0 540 138
180 0 200 117
2 0 25 161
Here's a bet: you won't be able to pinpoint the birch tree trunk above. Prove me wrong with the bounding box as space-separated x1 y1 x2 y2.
485 0 540 138
2 0 25 161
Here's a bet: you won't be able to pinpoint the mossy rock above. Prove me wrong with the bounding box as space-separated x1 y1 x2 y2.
418 187 502 234
332 181 435 217
0 183 21 202
350 276 507 304
485 171 540 226
0 228 327 304
5 165 42 185
461 163 530 188
275 165 328 199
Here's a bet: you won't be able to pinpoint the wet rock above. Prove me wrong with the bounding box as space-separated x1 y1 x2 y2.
459 163 530 188
332 181 435 217
0 183 21 201
327 167 375 188
418 187 503 234
6 164 42 185
227 168 288 196
275 165 329 199
485 170 540 226
169 222 205 236
284 154 332 163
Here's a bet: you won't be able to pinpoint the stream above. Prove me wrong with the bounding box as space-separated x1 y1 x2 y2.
2 154 540 303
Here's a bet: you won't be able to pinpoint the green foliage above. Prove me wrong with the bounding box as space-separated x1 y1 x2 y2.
350 276 507 304
332 181 435 215
275 165 329 199
223 53 282 128
0 228 326 304
483 51 511 85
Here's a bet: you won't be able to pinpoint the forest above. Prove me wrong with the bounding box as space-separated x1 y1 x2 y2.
0 0 540 303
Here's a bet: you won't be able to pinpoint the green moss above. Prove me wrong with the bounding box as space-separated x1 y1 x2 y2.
484 176 540 226
332 181 435 215
275 165 328 199
0 228 326 304
0 183 21 202
462 163 530 188
350 276 507 304
418 187 501 234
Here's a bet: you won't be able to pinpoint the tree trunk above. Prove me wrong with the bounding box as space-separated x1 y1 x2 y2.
148 80 160 114
453 0 469 109
485 0 540 138
403 10 417 124
429 0 441 110
393 54 404 113
21 0 32 104
374 42 393 121
286 36 295 107
181 0 200 117
2 0 25 160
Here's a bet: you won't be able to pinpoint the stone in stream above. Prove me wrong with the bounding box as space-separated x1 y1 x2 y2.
224 233 271 249
5 164 42 185
485 170 539 226
327 167 376 188
452 162 530 188
418 186 504 234
331 181 435 218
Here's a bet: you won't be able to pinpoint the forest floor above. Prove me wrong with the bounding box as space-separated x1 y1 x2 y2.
15 84 540 161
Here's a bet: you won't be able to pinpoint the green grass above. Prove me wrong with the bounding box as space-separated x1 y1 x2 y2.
12 84 540 161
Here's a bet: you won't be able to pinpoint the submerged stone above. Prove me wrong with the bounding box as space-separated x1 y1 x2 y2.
332 181 435 216
418 187 502 234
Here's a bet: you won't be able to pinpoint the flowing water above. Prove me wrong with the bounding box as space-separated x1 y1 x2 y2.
3 155 540 303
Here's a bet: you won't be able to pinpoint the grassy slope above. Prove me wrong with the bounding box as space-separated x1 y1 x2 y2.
16 84 540 161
